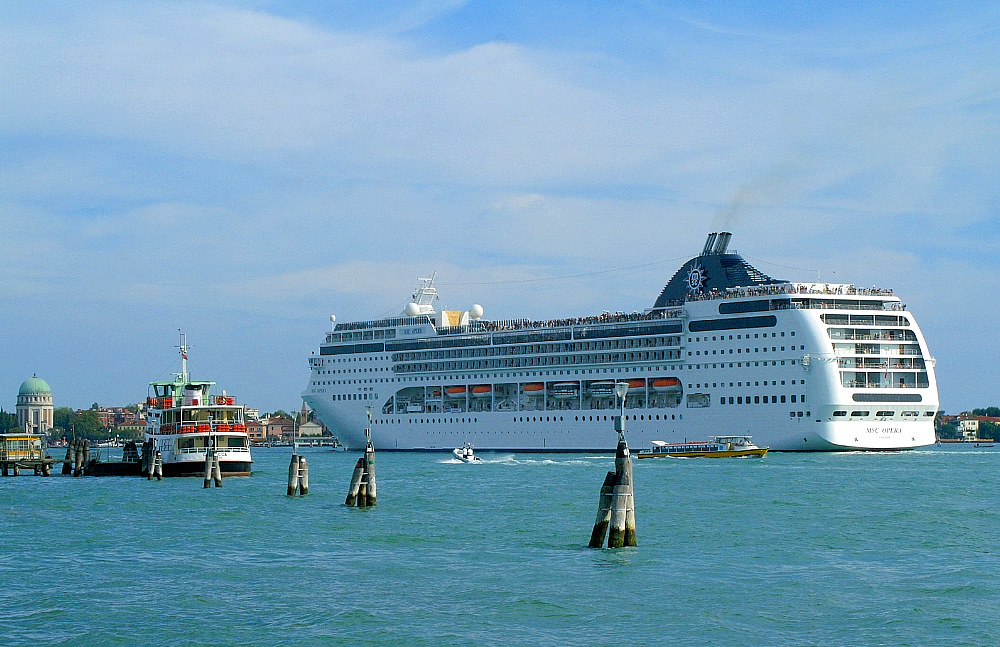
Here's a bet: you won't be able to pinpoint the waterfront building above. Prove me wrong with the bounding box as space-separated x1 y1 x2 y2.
16 374 53 436
246 419 266 443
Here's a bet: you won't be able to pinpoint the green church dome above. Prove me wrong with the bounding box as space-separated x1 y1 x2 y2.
19 374 52 396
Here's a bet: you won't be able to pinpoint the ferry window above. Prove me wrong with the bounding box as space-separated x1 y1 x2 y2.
728 397 734 404
780 395 787 403
850 411 869 417
924 412 936 417
876 411 895 417
791 395 797 403
754 396 760 404
737 397 742 404
797 412 803 417
789 412 795 418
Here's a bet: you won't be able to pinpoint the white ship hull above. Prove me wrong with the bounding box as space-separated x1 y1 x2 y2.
303 234 939 452
145 432 253 476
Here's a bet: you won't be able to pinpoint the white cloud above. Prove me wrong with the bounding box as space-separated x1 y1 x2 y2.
1 2 998 411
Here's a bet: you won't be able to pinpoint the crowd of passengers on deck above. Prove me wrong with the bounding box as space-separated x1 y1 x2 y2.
477 309 681 333
441 283 898 334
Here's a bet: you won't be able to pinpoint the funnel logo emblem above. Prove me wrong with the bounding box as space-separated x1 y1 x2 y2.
686 263 706 293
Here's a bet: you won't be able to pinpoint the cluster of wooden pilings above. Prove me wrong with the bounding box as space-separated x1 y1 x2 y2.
61 439 90 477
589 437 637 548
345 442 376 507
140 441 163 480
287 453 309 496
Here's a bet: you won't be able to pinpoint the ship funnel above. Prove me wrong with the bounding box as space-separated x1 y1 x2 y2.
702 233 718 256
714 231 732 254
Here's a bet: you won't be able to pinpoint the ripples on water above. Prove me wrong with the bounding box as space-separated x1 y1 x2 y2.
1 446 997 646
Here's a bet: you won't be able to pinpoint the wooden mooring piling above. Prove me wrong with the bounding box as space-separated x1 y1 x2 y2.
589 384 637 548
345 406 377 507
287 454 309 496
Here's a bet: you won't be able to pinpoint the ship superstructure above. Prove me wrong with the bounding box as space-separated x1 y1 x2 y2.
303 233 938 451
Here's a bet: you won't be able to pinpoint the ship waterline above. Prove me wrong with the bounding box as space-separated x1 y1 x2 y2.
303 233 938 451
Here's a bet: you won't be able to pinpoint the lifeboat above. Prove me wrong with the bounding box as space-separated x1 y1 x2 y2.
626 379 646 392
588 381 617 398
471 385 492 398
445 385 468 398
522 383 544 397
651 377 681 393
549 382 580 399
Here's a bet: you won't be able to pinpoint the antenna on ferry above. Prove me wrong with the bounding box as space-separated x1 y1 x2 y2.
177 330 190 382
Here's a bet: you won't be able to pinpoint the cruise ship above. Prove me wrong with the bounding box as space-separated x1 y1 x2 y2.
302 232 938 451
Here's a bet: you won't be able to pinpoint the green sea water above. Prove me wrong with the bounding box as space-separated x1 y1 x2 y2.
1 445 997 646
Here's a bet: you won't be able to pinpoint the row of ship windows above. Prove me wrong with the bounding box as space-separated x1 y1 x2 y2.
719 395 806 405
396 358 797 375
831 410 933 417
372 413 684 425
375 412 820 425
693 380 804 388
311 361 800 388
392 336 681 363
827 327 917 342
689 345 802 356
687 331 795 342
394 350 686 373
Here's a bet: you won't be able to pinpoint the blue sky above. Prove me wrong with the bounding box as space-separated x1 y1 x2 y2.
2 1 998 416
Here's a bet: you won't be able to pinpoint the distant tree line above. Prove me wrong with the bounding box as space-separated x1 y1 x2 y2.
0 408 17 433
52 407 105 441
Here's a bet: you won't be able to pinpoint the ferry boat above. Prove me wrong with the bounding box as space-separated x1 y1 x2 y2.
144 335 253 477
636 436 768 459
302 232 939 452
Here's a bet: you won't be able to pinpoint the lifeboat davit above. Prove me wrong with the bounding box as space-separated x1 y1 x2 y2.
471 385 492 398
651 377 681 393
445 385 467 398
549 382 580 399
588 381 616 398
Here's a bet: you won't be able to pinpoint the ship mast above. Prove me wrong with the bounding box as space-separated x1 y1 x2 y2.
176 330 190 383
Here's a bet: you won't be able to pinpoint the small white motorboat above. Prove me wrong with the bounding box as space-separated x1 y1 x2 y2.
452 442 482 462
